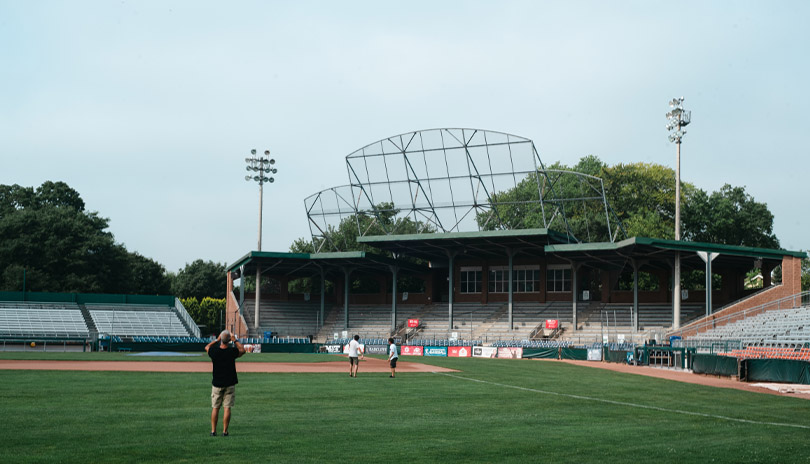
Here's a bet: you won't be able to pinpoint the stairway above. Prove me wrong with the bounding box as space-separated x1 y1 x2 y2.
78 304 99 337
471 304 509 341
171 306 196 337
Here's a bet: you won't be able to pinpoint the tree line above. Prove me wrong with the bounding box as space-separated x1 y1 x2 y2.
0 182 228 299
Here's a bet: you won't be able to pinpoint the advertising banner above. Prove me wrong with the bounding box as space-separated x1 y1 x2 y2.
473 346 498 358
243 344 261 353
448 346 472 357
407 319 420 328
497 347 523 359
401 345 423 356
425 346 448 357
365 345 388 355
545 319 559 329
323 344 342 354
587 347 603 361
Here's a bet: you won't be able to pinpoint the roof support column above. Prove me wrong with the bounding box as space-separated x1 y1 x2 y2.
343 267 352 329
698 251 719 318
239 265 245 323
632 259 639 333
319 267 326 330
673 251 681 330
389 265 399 333
507 248 516 331
571 263 580 332
447 251 458 333
254 266 261 331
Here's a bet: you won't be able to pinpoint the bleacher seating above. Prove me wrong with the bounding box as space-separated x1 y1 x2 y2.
491 339 572 348
132 336 212 343
88 303 190 337
686 305 810 349
238 336 310 344
0 302 89 338
243 301 322 338
720 346 810 361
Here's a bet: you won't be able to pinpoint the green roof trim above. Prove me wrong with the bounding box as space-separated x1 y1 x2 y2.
545 236 806 259
226 249 426 274
309 251 367 259
358 228 561 243
227 251 310 272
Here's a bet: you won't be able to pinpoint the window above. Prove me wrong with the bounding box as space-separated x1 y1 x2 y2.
460 267 482 294
546 266 572 292
488 266 540 293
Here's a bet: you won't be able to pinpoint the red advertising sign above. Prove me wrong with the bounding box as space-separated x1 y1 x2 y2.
407 319 420 328
545 319 559 329
401 345 424 356
448 346 472 357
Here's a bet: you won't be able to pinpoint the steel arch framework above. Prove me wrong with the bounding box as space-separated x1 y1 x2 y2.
304 128 624 252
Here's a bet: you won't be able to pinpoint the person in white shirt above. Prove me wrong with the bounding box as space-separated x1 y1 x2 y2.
388 337 398 378
348 334 364 377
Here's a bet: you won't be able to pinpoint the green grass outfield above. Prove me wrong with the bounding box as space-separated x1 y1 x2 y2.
1 353 809 463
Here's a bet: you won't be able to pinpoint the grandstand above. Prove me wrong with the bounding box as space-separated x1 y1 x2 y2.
682 304 810 349
0 292 200 351
0 302 89 338
87 303 189 338
223 128 807 350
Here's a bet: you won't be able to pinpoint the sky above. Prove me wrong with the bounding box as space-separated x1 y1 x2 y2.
2 1 808 273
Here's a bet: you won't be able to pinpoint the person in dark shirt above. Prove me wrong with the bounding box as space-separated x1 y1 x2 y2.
205 330 245 436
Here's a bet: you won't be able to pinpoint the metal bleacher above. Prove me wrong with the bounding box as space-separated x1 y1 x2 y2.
87 303 190 337
687 305 810 349
0 302 90 338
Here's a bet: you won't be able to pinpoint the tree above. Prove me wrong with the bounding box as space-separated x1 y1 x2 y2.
682 184 779 248
171 259 227 300
802 254 809 291
0 181 172 294
181 296 225 336
300 202 431 254
473 156 781 248
476 156 616 241
126 252 171 295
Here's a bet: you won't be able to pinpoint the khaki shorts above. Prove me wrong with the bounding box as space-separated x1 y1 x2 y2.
211 385 235 408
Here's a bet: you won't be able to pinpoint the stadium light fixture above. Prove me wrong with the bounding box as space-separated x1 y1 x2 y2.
666 97 691 330
244 148 278 330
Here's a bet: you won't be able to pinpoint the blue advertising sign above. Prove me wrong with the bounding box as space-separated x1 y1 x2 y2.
424 346 448 357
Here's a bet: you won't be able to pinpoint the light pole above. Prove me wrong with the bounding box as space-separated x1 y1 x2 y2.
666 97 691 329
245 149 277 330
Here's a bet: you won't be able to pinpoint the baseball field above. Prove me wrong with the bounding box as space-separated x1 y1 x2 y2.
2 352 809 463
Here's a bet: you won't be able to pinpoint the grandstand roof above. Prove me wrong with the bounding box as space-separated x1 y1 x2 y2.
356 228 569 263
229 233 804 278
359 230 804 271
227 250 429 278
545 236 805 271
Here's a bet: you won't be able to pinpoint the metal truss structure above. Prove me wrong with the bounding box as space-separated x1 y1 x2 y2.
304 128 624 252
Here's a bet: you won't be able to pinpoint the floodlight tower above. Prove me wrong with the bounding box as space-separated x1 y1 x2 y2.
666 97 691 329
245 149 277 330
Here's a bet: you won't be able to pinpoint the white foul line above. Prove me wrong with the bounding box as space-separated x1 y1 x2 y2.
432 371 810 430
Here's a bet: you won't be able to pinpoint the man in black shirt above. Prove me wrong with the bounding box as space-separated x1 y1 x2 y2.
205 330 245 436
